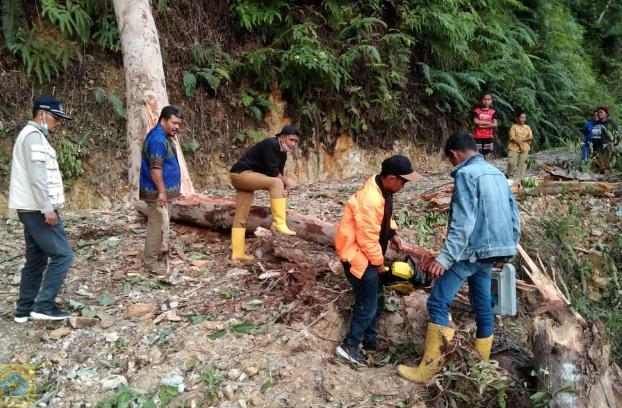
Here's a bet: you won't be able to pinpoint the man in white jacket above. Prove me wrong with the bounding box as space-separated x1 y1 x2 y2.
9 96 74 322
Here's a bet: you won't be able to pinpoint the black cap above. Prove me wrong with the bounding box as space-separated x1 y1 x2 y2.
381 155 420 182
33 96 72 120
276 125 300 137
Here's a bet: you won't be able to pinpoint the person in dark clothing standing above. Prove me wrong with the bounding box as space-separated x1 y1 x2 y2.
334 155 420 365
229 125 300 261
590 107 619 171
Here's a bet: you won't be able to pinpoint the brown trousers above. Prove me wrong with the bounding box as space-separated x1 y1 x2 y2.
230 171 285 228
144 202 170 272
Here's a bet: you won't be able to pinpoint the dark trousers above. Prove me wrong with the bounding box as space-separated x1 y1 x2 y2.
16 211 74 314
343 264 384 348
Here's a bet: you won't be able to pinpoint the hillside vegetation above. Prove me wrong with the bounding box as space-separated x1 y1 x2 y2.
2 0 621 153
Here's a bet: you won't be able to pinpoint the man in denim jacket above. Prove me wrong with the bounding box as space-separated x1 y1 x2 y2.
399 131 520 383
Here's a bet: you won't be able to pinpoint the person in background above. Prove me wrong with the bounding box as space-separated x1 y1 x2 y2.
591 107 618 171
472 94 498 158
229 125 300 262
9 96 74 322
581 110 599 162
398 132 520 383
139 105 183 275
506 111 534 180
334 155 420 365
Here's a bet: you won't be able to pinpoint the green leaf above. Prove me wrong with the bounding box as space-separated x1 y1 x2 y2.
81 307 97 318
230 322 258 334
183 71 197 97
98 293 114 306
69 299 85 310
208 329 226 340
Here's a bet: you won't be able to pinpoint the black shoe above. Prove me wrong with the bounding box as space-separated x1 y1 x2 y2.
30 308 70 321
362 340 377 353
336 343 366 366
14 311 31 323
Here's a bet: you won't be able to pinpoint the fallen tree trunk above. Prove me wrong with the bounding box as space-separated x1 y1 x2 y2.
519 245 622 408
522 181 622 197
136 194 336 246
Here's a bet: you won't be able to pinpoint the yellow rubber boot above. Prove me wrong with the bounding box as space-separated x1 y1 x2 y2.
474 336 493 361
270 198 296 235
231 228 255 262
398 323 455 383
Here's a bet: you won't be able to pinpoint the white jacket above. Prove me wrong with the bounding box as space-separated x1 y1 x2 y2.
9 122 65 212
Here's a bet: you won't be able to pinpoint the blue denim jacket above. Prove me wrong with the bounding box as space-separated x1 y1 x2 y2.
436 154 520 269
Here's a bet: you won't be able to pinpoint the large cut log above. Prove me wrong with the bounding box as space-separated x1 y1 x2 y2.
136 194 336 246
519 245 622 408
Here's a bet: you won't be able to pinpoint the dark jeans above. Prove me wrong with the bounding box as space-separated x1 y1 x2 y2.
343 264 384 348
16 211 74 314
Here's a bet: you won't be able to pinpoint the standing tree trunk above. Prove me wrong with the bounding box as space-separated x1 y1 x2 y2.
113 0 194 200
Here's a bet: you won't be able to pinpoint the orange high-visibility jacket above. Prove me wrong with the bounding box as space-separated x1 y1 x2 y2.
335 176 397 279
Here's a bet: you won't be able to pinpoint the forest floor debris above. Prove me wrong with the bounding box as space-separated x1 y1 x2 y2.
1 153 622 407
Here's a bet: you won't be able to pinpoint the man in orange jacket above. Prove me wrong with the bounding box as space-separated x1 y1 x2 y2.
335 155 419 365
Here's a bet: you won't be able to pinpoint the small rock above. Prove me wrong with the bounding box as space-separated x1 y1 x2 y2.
160 373 185 393
592 228 604 237
99 315 115 329
253 227 272 237
227 368 242 380
103 332 119 343
258 271 281 280
238 400 248 408
249 394 264 407
69 317 98 329
223 384 235 400
243 366 259 377
49 326 72 340
198 320 226 332
101 375 127 390
238 373 248 382
127 303 157 319
226 268 250 278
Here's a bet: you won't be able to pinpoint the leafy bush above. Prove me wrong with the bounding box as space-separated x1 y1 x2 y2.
2 0 120 83
183 44 235 96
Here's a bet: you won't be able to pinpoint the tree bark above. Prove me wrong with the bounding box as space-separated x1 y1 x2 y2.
519 245 622 408
136 194 336 246
113 0 194 200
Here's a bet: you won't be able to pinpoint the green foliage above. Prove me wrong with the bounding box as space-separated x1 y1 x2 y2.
56 137 87 180
41 0 93 42
226 0 621 148
92 14 120 52
232 0 288 32
95 385 179 408
183 43 235 96
1 0 23 48
241 90 272 121
94 87 126 120
235 129 266 144
8 25 79 83
2 0 120 83
200 367 224 401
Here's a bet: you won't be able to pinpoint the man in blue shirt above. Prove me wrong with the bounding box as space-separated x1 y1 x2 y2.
140 105 182 274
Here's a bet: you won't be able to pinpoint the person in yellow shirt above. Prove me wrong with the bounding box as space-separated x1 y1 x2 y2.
506 111 533 180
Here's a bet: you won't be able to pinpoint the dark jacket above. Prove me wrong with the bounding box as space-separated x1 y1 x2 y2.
230 137 286 177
